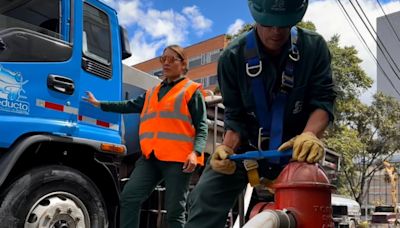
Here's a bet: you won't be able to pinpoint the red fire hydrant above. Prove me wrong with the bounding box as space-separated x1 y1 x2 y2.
247 162 335 228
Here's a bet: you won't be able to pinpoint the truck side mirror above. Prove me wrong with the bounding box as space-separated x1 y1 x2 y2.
120 26 132 60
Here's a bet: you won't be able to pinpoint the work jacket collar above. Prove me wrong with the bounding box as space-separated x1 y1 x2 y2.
162 75 185 86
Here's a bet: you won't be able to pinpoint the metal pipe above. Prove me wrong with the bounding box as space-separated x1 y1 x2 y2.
213 104 218 152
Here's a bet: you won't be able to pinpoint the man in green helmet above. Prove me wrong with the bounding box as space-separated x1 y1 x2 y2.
185 0 336 227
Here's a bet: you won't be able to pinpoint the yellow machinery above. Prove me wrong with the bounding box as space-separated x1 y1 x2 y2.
383 160 399 224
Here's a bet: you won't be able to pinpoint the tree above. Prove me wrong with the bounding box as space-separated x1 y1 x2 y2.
326 93 400 205
226 23 254 41
297 21 316 31
325 34 400 206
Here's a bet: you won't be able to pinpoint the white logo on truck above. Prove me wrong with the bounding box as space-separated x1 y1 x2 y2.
0 65 29 115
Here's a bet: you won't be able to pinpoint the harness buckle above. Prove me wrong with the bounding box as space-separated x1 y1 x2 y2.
289 47 300 62
281 73 294 91
246 60 263 77
257 127 270 151
243 159 259 171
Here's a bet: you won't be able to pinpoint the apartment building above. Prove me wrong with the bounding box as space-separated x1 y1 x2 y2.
133 34 229 92
377 11 400 101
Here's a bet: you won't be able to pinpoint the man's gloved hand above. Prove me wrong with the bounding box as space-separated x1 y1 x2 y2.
210 145 236 175
278 132 325 163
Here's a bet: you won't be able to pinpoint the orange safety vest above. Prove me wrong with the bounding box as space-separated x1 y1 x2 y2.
139 78 204 165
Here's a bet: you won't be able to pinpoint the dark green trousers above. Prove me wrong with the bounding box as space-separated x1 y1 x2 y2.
185 158 248 228
120 156 192 228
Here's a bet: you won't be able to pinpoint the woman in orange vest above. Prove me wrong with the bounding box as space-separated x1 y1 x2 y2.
84 45 208 228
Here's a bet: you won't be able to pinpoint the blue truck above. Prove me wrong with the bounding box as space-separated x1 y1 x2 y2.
0 0 160 227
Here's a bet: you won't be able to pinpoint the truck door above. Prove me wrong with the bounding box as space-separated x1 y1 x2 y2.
77 0 123 144
0 0 79 147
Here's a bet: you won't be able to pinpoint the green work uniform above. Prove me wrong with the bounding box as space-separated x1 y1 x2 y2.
101 77 208 228
185 27 336 228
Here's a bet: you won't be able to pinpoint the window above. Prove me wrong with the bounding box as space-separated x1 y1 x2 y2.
0 0 62 39
0 0 72 62
194 75 218 88
189 56 201 69
201 53 210 65
83 3 111 66
210 49 221 62
209 75 218 86
202 49 221 65
189 49 222 68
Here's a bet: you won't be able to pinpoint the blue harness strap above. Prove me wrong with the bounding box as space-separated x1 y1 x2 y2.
245 30 270 136
244 27 299 164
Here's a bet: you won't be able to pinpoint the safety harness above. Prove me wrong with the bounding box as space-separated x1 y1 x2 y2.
244 27 300 186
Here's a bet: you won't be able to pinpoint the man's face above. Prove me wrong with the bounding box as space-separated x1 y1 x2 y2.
256 23 291 55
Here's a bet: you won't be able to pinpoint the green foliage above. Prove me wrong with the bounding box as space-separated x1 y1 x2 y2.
299 22 400 206
328 35 373 102
326 69 400 205
329 94 400 205
297 21 316 31
226 23 254 41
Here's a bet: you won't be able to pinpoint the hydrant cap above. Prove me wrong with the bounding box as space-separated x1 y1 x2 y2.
274 162 333 188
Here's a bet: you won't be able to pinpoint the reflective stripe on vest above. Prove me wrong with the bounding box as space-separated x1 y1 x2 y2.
141 80 192 124
139 78 204 165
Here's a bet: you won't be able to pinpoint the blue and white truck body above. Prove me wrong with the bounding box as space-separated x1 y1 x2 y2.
0 0 159 227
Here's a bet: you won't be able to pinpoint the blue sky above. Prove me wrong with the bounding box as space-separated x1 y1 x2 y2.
102 0 254 64
102 0 400 102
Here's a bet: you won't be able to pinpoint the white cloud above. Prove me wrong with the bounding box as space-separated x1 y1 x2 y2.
122 31 165 66
102 1 212 65
227 19 245 35
115 0 141 27
140 9 188 44
183 6 212 36
305 0 400 104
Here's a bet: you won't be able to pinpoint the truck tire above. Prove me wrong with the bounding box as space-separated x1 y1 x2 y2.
0 165 108 228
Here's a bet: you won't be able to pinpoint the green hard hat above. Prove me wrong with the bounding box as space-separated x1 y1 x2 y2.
248 0 308 27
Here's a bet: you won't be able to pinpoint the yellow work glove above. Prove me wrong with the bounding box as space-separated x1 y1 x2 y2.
278 132 325 163
210 145 236 175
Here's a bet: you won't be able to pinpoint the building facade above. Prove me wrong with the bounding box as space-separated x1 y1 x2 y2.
133 34 229 91
377 11 400 101
366 155 400 206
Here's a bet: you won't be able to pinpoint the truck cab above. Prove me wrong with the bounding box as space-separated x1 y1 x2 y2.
331 194 361 228
0 0 147 227
371 205 400 226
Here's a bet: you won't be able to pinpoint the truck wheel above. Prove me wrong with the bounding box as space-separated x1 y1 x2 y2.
0 165 108 228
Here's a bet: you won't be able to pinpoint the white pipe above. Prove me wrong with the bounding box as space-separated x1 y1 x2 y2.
243 210 280 228
233 184 254 228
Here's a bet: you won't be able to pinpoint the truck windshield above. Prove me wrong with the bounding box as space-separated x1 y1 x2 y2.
0 0 62 39
375 206 395 213
333 205 348 216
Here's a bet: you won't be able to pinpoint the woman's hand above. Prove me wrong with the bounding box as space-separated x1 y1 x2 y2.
182 151 198 173
83 91 100 108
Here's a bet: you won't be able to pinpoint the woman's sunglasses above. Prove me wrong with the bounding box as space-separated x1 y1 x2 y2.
159 55 182 63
